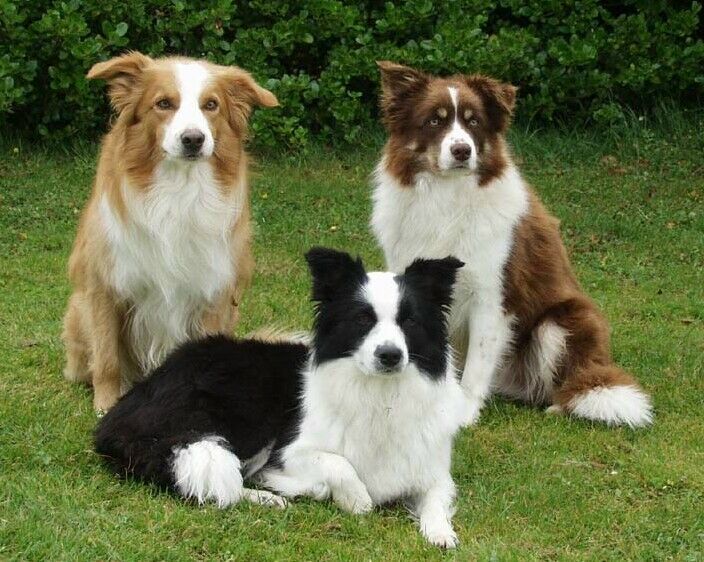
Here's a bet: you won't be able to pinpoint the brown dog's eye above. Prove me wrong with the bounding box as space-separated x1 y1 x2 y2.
204 100 218 111
428 117 440 127
156 99 172 110
468 117 478 126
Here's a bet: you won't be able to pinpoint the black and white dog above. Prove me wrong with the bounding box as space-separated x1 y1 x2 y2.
95 247 468 547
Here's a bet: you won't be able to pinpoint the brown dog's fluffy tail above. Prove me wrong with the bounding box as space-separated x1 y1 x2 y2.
551 363 653 428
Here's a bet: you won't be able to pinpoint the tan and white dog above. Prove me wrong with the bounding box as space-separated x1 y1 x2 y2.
371 62 653 428
62 52 278 412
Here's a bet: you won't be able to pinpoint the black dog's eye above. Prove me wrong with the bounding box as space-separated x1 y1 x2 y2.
401 317 417 330
357 310 376 328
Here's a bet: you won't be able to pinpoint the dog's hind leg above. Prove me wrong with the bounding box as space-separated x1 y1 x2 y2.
541 298 653 427
62 293 91 384
240 488 287 508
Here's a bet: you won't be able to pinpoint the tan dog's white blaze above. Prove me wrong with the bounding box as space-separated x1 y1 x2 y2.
372 61 653 428
62 52 278 412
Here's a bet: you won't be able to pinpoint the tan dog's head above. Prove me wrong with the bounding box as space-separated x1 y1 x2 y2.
88 52 278 172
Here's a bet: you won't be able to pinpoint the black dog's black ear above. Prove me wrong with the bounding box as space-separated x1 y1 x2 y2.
305 247 367 302
402 256 464 307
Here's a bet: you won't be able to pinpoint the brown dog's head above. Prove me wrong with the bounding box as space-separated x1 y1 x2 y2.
377 61 516 186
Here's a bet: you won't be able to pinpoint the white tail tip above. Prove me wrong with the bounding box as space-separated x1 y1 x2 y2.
171 436 243 508
568 385 653 428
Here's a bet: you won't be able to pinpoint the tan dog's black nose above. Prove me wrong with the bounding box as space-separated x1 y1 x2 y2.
181 129 205 153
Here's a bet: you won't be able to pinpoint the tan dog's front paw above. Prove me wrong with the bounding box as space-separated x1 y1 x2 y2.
93 385 120 414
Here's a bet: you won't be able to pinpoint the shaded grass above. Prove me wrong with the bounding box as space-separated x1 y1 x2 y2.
1 116 703 560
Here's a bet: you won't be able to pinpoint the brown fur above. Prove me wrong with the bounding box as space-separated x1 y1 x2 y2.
377 61 514 187
501 192 643 409
62 52 276 412
377 62 649 418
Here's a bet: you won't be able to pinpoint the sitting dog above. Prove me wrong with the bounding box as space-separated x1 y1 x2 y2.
95 247 468 548
371 62 653 427
62 52 278 412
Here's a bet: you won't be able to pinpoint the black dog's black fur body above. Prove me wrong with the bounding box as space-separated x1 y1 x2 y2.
95 336 308 486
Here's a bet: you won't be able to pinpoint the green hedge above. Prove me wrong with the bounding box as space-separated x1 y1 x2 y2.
2 0 703 149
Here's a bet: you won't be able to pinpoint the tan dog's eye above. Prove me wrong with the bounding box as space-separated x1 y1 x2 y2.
204 100 218 111
156 99 172 110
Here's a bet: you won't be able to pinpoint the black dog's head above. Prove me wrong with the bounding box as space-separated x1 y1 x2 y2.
304 247 463 379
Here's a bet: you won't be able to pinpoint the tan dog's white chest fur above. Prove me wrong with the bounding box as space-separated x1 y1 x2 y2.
100 161 241 371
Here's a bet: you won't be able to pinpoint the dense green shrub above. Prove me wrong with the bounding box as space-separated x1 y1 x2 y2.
1 0 703 149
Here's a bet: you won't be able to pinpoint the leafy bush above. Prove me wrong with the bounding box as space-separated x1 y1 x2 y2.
1 0 703 149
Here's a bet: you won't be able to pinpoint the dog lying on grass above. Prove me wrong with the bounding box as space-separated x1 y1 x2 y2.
95 247 469 548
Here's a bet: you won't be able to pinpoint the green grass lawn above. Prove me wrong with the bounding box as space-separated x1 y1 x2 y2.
1 118 703 561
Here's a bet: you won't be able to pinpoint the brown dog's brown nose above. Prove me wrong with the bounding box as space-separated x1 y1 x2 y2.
450 143 472 162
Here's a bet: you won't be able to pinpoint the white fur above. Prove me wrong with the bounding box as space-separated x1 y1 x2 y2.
172 436 244 508
496 321 568 404
171 436 287 509
568 385 653 428
438 87 478 172
162 62 215 159
371 161 529 423
260 353 468 546
354 272 408 374
101 160 242 372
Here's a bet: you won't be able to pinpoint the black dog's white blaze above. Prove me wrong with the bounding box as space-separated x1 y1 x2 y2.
94 247 467 547
306 247 460 379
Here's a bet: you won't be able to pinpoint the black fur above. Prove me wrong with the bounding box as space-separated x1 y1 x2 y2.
95 336 308 486
305 247 374 366
398 257 464 379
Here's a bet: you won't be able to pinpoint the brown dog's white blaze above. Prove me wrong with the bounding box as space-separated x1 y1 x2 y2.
372 62 653 428
63 52 277 412
376 61 516 187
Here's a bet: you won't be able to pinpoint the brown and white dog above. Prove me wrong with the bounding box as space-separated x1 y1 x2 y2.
62 52 278 412
371 61 653 427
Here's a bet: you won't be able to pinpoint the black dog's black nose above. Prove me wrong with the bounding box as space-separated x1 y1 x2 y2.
181 129 205 151
374 344 402 370
450 143 472 162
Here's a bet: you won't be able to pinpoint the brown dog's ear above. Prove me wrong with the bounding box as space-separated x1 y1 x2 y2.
87 51 152 113
376 61 429 129
219 67 278 130
464 75 517 132
377 61 428 98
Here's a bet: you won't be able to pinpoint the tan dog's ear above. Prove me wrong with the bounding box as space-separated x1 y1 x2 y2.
464 75 517 132
219 67 278 130
87 51 152 113
376 61 428 129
